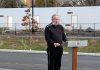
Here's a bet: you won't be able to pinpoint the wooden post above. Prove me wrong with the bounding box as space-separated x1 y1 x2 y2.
72 47 77 70
68 40 88 70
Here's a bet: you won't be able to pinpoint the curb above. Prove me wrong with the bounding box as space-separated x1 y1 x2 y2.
0 68 15 70
0 49 100 56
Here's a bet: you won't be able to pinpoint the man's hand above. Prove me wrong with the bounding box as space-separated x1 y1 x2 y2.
54 43 60 47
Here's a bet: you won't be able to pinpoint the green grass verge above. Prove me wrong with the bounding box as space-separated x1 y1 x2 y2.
0 35 100 53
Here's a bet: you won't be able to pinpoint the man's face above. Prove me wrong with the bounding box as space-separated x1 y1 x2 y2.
52 16 60 25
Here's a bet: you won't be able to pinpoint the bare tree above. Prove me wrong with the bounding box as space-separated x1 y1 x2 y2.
0 0 22 8
86 0 97 6
59 0 98 7
22 8 41 33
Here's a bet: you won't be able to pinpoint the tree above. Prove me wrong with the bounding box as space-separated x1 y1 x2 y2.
0 0 25 8
86 0 97 6
22 9 31 30
35 0 45 7
47 0 58 7
0 0 16 8
22 8 40 33
21 0 32 7
35 0 57 7
60 0 98 7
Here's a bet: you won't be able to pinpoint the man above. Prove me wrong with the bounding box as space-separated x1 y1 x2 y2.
45 14 67 70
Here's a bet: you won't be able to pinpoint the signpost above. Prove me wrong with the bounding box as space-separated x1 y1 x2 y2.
64 40 88 70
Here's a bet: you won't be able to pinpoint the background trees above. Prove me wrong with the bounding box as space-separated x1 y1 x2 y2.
60 0 99 7
0 0 22 8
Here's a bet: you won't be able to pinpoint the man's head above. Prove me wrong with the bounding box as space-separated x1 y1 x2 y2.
52 14 60 25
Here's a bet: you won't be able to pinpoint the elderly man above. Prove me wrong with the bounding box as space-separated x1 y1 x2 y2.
45 14 67 70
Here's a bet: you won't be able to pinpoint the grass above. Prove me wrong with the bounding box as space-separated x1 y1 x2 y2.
0 35 100 53
0 35 47 51
78 39 100 53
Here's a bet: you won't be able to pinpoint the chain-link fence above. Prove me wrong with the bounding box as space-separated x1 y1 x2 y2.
65 23 100 37
0 23 100 37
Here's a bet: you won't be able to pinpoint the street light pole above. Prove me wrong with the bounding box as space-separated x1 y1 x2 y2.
32 0 34 17
45 0 47 7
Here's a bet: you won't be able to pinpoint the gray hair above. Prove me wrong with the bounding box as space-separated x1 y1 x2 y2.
52 14 59 20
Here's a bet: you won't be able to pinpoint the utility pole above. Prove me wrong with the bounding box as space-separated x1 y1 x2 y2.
44 0 47 7
32 0 34 17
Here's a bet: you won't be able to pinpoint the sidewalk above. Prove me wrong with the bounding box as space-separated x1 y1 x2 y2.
0 68 15 70
0 49 100 56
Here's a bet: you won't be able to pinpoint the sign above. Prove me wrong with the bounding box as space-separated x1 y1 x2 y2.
68 40 88 47
67 40 88 70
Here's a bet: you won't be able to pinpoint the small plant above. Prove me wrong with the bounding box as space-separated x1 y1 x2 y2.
19 38 29 50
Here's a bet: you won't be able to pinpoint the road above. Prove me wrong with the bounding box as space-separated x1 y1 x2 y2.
0 51 100 70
